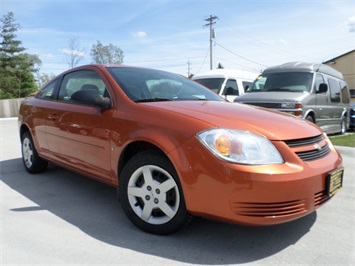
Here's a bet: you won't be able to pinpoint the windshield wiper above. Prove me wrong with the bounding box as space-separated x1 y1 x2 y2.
267 88 290 92
135 98 172 103
188 98 209 101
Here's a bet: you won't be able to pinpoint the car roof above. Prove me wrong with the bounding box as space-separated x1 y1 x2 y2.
193 69 258 80
262 61 344 79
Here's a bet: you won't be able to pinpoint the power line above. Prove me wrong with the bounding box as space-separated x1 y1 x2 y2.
214 42 269 68
195 46 210 75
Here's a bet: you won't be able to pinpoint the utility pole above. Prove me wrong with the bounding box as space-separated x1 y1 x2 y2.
204 15 218 70
187 59 192 77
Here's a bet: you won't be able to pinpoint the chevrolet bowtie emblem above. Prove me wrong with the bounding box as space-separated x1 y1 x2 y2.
314 143 322 151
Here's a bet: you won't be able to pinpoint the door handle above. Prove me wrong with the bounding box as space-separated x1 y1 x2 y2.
48 113 57 121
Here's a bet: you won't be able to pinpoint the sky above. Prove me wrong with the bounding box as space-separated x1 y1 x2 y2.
1 0 354 77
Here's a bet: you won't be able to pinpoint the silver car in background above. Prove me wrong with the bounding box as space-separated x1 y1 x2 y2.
234 62 351 135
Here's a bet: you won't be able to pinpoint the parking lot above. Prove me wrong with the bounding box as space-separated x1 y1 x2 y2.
1 117 354 265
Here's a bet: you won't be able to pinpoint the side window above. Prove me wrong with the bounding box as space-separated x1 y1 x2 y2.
328 78 341 103
58 70 110 104
36 78 59 100
242 81 252 91
223 79 239 95
314 74 325 93
340 81 350 104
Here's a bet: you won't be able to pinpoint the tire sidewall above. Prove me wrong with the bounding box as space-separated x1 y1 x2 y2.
306 115 314 124
21 131 47 173
340 117 347 134
119 150 189 235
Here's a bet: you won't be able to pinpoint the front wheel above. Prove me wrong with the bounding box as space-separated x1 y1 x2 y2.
119 150 191 234
306 115 314 124
21 131 48 173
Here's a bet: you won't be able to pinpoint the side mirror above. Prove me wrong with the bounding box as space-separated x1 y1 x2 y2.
71 90 111 109
95 95 112 109
317 83 328 94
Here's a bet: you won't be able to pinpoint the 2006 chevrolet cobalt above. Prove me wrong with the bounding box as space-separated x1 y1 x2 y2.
19 65 344 234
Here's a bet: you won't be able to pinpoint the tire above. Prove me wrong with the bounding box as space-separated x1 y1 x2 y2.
119 150 191 235
21 131 48 173
306 115 314 124
340 117 347 135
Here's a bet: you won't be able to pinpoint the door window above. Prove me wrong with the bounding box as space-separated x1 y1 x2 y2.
223 79 239 95
242 81 252 91
328 78 341 103
314 74 325 93
340 81 350 104
58 70 110 104
36 78 59 100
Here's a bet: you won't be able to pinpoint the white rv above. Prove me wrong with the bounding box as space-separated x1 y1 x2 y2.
192 69 258 102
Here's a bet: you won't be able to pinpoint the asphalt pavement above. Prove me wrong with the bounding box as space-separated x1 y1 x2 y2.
1 117 354 265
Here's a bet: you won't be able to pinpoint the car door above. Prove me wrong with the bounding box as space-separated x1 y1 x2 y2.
327 77 343 126
45 69 114 181
27 78 61 158
314 73 329 127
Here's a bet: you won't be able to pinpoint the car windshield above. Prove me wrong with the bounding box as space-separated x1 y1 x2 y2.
193 78 225 94
107 67 224 102
247 72 314 93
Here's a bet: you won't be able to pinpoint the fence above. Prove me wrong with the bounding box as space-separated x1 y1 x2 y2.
0 98 25 118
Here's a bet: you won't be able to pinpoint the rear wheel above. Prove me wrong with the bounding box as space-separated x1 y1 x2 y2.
119 150 191 235
21 131 48 173
340 117 347 135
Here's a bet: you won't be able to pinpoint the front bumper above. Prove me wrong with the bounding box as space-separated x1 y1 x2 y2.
169 136 343 225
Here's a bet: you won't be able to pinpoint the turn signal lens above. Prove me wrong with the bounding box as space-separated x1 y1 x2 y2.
216 135 231 155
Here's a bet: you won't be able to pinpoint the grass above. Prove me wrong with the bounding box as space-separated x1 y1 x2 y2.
329 132 355 147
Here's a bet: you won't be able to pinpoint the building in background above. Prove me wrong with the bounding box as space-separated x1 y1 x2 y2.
324 49 355 103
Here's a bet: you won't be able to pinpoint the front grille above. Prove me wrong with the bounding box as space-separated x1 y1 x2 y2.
245 102 281 108
231 200 307 217
285 134 323 147
295 145 330 161
284 134 330 162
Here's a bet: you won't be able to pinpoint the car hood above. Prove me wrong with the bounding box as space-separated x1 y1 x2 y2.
234 91 309 103
144 101 321 141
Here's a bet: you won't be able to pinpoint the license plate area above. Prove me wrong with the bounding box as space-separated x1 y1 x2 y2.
326 167 344 197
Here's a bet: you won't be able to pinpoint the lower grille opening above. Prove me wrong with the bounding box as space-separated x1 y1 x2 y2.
231 200 307 218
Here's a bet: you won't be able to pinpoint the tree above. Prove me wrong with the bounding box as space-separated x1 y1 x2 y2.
217 63 224 69
64 36 85 68
0 12 41 99
90 41 124 64
37 72 56 88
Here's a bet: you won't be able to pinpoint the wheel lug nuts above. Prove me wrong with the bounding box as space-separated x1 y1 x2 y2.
154 198 159 204
145 195 150 200
147 186 152 191
156 189 160 194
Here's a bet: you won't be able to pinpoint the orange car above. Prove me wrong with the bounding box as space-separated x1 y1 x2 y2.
19 65 344 235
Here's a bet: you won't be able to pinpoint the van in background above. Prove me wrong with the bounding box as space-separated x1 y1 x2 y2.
192 69 258 102
234 62 351 135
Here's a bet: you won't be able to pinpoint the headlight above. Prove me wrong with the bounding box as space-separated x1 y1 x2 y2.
281 102 295 109
281 102 302 109
197 128 284 165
